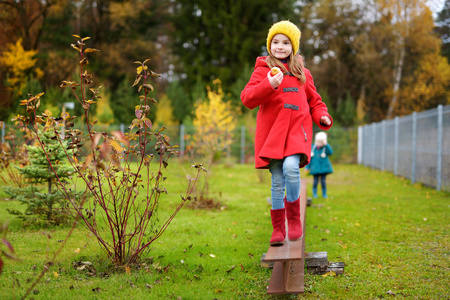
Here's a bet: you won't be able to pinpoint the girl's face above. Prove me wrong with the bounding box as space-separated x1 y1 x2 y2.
270 34 293 60
316 140 325 147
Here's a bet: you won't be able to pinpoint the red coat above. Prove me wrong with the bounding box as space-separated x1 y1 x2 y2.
241 56 332 169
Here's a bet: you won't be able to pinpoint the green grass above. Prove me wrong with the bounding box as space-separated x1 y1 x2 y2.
0 163 449 299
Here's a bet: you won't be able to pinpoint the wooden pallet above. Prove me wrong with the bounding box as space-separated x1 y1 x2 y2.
263 181 307 294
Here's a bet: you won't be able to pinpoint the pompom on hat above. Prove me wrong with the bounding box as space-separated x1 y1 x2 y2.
266 20 301 56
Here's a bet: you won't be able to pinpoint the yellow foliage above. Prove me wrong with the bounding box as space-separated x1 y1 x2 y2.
0 39 43 95
191 79 237 158
154 94 178 127
96 89 115 125
356 98 366 124
110 2 139 29
400 53 450 112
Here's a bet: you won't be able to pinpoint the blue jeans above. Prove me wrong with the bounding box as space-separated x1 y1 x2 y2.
269 154 301 210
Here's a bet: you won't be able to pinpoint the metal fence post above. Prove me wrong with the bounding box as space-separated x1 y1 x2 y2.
394 116 399 176
357 126 363 165
437 105 443 191
240 126 245 164
180 124 185 158
372 123 376 168
411 112 417 184
381 120 386 171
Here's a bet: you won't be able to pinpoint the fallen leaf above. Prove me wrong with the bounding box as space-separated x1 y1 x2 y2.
322 271 336 277
163 264 170 273
378 264 383 269
226 265 236 273
74 248 81 253
53 271 59 278
209 254 216 258
76 265 86 271
125 266 131 275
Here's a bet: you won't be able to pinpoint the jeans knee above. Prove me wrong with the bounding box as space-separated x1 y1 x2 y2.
271 175 284 191
283 162 299 180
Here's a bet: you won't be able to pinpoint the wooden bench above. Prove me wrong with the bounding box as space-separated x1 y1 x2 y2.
263 180 308 294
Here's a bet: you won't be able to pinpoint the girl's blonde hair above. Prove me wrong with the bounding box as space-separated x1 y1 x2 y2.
265 53 306 84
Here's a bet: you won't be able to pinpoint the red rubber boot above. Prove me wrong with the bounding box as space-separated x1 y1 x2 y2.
269 208 286 246
285 198 303 241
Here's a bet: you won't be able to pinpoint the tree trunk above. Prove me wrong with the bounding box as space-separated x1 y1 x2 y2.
387 37 405 118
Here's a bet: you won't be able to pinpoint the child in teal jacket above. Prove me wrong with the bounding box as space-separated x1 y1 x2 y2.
306 132 333 198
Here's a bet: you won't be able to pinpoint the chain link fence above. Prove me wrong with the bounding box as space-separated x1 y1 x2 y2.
358 104 450 192
149 124 357 165
1 122 358 165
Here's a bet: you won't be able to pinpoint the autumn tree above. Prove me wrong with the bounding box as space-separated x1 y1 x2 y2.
299 0 449 122
0 0 53 51
434 0 450 61
382 0 450 115
190 79 237 204
0 39 44 120
169 0 298 105
298 0 365 125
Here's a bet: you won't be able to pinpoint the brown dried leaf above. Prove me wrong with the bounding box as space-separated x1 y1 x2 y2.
84 48 100 53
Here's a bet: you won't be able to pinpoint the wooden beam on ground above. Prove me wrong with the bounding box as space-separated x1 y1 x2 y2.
264 180 307 295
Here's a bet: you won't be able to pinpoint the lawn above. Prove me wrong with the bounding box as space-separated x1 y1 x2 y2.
0 163 449 299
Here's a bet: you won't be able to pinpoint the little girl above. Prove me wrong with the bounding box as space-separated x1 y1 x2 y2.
241 20 333 246
306 132 334 198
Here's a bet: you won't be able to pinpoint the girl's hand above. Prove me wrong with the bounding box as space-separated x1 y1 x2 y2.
268 70 283 89
320 116 331 126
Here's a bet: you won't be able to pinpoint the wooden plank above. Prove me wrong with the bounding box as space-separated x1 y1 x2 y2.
267 260 304 295
285 260 304 293
264 181 307 262
265 239 302 261
265 179 307 295
267 261 285 294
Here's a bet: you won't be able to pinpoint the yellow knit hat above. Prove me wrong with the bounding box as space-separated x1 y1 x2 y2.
266 20 301 56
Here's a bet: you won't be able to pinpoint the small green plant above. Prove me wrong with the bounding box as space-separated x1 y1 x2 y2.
13 35 204 266
5 127 74 226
